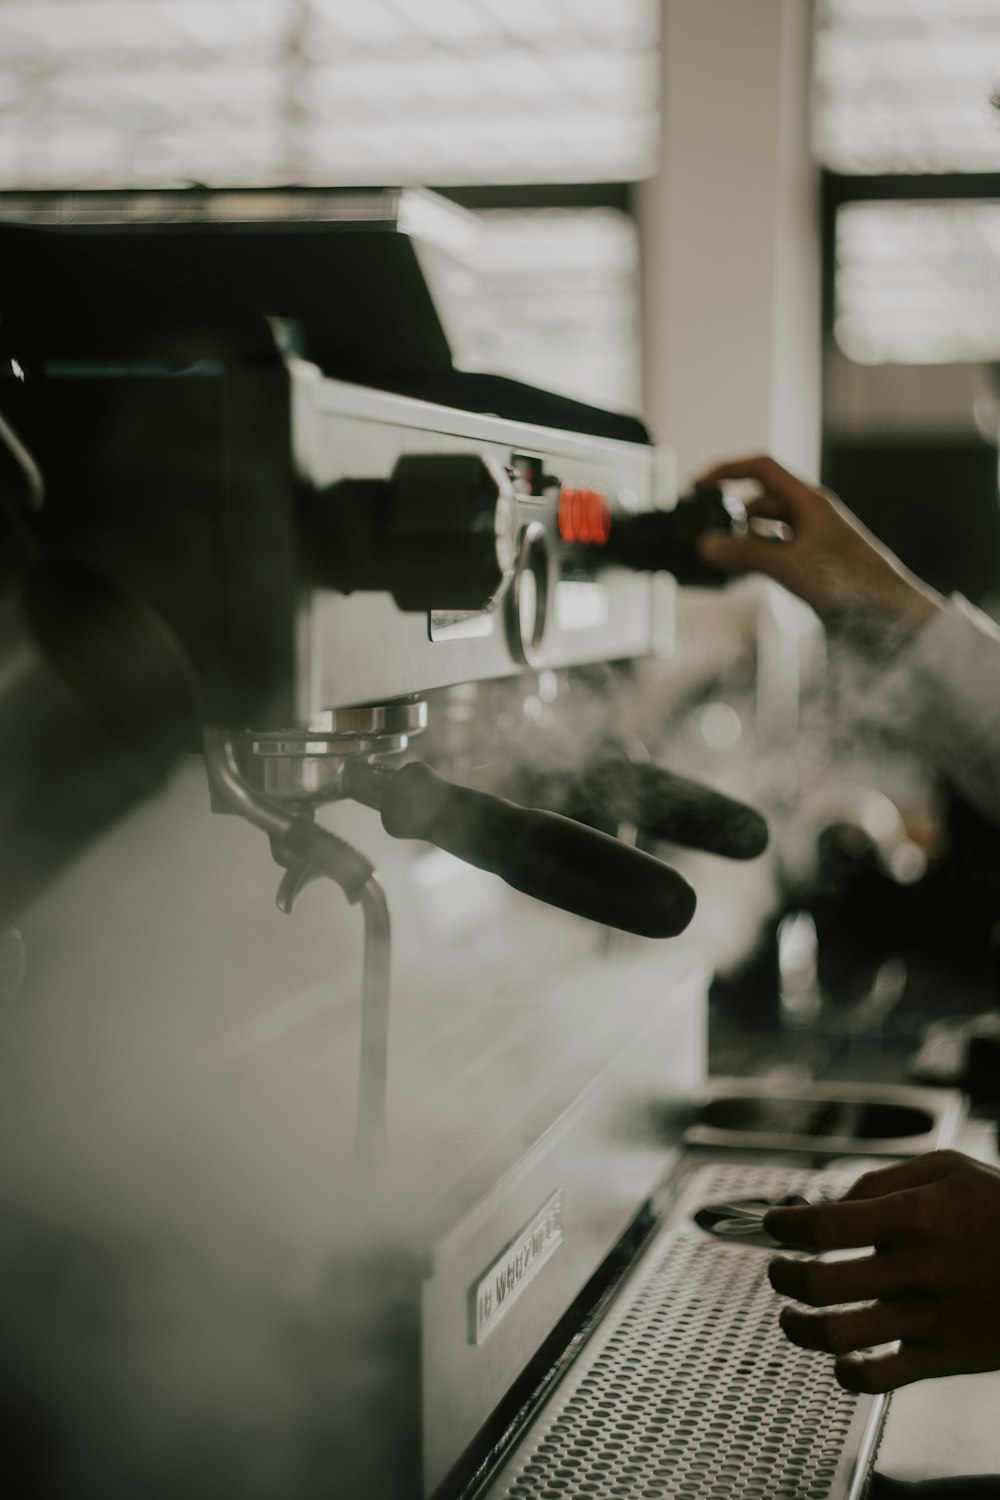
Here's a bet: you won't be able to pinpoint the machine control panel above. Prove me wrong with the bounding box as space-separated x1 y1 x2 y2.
292 372 678 713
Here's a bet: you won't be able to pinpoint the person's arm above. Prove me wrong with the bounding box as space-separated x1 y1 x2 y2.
693 454 945 632
763 1151 1000 1393
890 595 1000 827
693 453 1000 825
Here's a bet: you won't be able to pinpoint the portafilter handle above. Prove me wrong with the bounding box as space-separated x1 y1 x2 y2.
344 760 697 939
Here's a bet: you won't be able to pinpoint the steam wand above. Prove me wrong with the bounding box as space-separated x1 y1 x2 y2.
273 853 390 1167
203 728 391 1165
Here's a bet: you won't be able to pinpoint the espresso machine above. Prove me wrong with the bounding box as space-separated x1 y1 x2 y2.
0 190 900 1500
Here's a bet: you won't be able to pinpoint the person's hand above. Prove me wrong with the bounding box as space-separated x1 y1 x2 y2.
694 454 944 631
764 1151 1000 1393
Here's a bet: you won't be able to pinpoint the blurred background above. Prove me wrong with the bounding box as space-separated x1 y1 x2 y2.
5 2 1000 1496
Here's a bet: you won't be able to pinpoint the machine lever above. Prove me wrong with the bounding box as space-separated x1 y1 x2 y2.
344 760 697 939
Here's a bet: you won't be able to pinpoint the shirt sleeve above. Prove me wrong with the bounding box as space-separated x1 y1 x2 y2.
881 595 1000 828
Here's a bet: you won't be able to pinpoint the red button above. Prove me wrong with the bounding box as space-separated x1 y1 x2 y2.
558 486 610 545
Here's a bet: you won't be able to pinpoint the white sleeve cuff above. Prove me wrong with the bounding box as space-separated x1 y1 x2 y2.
883 595 1000 826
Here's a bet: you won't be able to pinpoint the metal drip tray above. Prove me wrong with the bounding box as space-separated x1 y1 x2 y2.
684 1078 965 1157
479 1163 885 1500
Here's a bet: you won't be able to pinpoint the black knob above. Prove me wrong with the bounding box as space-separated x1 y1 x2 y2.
582 487 746 587
300 452 518 612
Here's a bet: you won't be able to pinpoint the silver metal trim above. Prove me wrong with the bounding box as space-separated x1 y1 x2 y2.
248 701 428 795
254 700 428 741
294 361 656 472
506 522 551 669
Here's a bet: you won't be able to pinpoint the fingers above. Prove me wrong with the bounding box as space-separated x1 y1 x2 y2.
842 1152 962 1202
697 530 793 582
779 1299 908 1357
835 1346 951 1395
764 1196 901 1251
694 454 812 518
769 1252 897 1308
744 494 797 525
769 1153 994 1395
768 1153 964 1251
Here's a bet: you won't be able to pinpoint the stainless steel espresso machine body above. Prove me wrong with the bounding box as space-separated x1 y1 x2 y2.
0 190 887 1500
289 366 676 712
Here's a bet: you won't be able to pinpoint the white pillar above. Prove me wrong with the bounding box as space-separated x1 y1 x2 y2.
638 0 821 484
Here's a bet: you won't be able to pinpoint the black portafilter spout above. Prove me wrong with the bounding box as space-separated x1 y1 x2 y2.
343 760 698 939
592 486 746 587
507 760 769 862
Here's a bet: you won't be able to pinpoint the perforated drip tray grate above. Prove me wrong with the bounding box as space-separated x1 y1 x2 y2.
479 1164 886 1500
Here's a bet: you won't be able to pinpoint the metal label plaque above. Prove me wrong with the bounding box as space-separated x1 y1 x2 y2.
471 1192 564 1345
